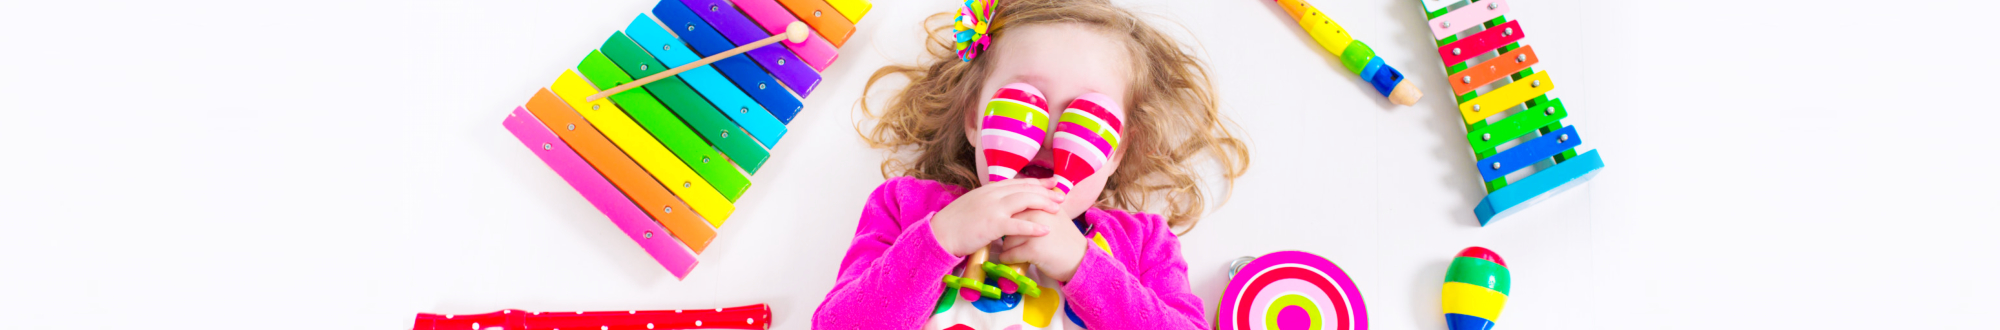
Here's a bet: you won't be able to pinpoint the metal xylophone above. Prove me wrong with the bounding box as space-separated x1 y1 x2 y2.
1418 0 1605 225
503 0 873 279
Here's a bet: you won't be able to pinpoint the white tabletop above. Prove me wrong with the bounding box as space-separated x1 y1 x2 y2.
1 0 1992 329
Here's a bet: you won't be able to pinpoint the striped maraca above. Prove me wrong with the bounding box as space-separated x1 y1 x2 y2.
946 82 1052 301
1443 246 1509 330
1051 93 1123 194
980 83 1051 183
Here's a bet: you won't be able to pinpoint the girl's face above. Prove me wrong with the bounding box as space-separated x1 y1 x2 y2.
967 23 1131 219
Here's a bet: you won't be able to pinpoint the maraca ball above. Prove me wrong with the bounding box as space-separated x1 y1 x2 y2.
980 83 1050 183
1442 247 1509 330
1050 93 1124 193
1216 251 1368 330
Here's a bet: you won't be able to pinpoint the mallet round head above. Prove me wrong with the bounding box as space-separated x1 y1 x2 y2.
784 21 810 43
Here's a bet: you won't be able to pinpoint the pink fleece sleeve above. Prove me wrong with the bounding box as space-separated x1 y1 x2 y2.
1059 211 1207 330
813 178 965 330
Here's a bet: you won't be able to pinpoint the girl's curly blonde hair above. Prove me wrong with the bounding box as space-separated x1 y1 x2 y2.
858 0 1248 234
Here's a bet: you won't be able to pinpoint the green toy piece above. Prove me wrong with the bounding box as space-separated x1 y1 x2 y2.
941 274 1003 300
939 262 1041 300
982 262 1041 297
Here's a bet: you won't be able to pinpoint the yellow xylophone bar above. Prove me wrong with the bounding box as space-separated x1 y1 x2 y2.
1457 70 1553 124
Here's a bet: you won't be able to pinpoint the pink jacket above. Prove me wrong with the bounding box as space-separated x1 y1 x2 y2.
813 177 1207 330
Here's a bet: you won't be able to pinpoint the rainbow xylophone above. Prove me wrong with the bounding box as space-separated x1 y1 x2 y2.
503 0 872 279
1416 0 1604 225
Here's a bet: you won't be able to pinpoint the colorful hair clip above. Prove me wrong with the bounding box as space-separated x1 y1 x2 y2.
953 0 997 61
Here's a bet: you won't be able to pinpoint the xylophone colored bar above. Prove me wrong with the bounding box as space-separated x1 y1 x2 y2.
1456 70 1552 124
1464 98 1564 154
1427 0 1509 39
552 70 737 222
1474 151 1602 224
1473 125 1580 181
578 49 753 202
736 0 840 71
506 0 869 276
653 0 808 124
824 0 872 24
1437 20 1523 66
685 0 823 98
622 16 777 172
1419 0 1602 225
504 107 699 278
1447 45 1536 95
775 0 856 47
524 88 718 252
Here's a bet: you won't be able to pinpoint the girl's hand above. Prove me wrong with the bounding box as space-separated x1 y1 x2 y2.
931 178 1067 257
996 210 1088 282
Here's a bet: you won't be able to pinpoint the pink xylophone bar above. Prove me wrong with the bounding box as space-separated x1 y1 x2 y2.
504 107 698 278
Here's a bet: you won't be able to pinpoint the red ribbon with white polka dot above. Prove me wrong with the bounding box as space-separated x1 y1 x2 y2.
412 304 771 330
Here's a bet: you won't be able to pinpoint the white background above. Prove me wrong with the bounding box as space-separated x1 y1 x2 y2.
2 0 1995 329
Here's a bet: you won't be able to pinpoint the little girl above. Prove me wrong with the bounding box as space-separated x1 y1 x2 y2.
814 1 1248 329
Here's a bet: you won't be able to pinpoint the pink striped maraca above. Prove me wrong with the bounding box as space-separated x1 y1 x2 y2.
980 83 1051 183
1051 93 1124 194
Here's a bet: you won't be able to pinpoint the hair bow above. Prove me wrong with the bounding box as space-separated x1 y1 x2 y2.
953 0 998 61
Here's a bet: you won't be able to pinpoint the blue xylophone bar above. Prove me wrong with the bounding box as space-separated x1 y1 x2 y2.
684 0 823 99
653 0 808 124
1474 150 1603 225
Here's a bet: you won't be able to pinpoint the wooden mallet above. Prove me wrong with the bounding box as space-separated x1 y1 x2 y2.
586 21 811 102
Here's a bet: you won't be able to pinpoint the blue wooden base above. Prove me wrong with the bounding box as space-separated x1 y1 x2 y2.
1474 150 1604 225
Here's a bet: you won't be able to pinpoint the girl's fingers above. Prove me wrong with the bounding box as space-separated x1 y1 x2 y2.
979 178 1059 199
988 180 1064 202
998 192 1061 214
999 235 1030 250
984 177 1047 190
995 218 1049 238
993 244 1034 264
